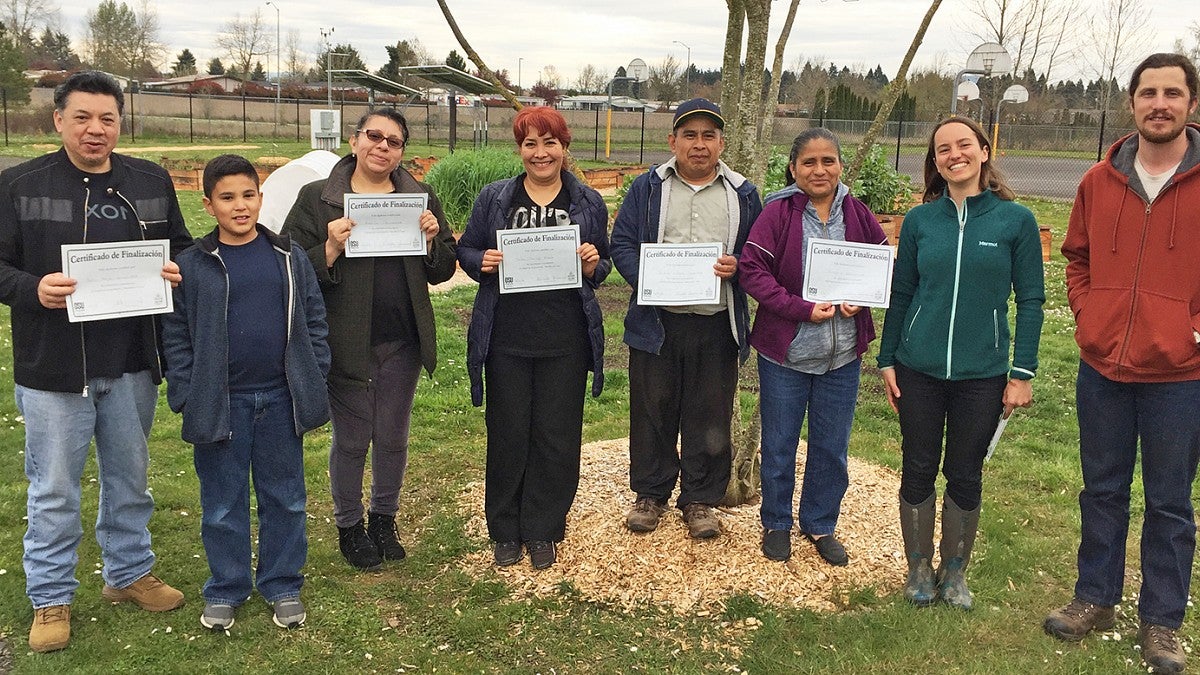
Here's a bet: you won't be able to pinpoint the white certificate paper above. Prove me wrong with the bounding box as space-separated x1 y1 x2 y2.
801 238 895 308
61 239 172 323
496 224 582 294
344 193 427 257
636 242 722 306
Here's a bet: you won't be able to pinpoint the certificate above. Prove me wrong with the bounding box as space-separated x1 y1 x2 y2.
61 240 173 323
801 238 895 308
344 193 427 257
636 242 722 306
497 224 582 294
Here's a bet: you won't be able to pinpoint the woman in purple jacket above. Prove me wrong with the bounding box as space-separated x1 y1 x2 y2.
740 128 888 564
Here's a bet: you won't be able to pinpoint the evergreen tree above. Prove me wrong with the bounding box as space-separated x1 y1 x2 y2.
0 24 32 104
208 57 225 75
172 48 197 76
251 60 266 81
445 49 466 71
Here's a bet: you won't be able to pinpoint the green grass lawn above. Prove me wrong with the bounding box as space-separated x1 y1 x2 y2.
0 194 1187 673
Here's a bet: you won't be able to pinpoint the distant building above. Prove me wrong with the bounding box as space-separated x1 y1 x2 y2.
558 95 655 112
143 73 245 92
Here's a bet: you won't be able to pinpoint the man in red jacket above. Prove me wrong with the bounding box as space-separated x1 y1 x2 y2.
1044 52 1200 675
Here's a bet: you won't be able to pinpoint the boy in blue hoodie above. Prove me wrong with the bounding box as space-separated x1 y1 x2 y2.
162 155 330 631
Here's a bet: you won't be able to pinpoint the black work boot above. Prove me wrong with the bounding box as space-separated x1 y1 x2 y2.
937 495 980 610
900 494 937 606
367 512 407 561
338 519 383 571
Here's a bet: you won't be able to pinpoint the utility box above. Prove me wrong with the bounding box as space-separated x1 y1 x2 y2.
310 110 341 151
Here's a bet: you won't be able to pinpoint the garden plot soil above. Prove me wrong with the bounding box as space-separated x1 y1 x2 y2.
458 438 908 614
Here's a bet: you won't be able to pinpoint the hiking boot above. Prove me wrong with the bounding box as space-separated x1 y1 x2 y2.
526 541 557 570
493 541 523 567
900 494 937 606
625 497 666 533
1139 621 1186 674
761 529 791 561
681 503 720 539
338 520 383 571
936 496 979 610
272 598 306 629
805 533 849 566
367 512 407 561
200 603 235 631
101 573 185 612
29 605 70 653
1043 597 1116 641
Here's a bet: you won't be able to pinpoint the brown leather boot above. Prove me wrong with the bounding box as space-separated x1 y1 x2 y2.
29 604 71 652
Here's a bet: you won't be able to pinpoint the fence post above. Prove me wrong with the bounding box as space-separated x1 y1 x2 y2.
594 107 599 161
1096 109 1107 162
295 97 301 143
188 92 194 143
639 107 645 164
242 89 248 142
894 110 903 171
2 89 7 147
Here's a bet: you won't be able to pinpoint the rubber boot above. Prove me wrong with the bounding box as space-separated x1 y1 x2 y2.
899 494 937 606
937 495 980 610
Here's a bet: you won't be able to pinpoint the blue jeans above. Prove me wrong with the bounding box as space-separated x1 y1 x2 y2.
15 370 158 609
1074 360 1200 629
758 356 861 534
194 387 307 605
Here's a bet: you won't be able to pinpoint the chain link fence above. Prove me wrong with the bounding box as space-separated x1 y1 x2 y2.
7 87 1139 199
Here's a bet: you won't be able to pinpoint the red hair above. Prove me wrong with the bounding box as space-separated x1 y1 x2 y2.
512 106 571 148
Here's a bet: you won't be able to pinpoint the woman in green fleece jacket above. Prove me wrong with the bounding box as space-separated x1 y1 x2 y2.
878 117 1045 611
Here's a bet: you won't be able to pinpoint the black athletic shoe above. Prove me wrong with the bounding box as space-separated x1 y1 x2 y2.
338 520 383 571
367 512 407 561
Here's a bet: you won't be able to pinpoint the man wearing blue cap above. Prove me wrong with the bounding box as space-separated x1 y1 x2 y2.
611 98 762 539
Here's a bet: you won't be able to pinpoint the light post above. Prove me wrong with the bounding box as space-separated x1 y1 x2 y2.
265 1 280 131
518 57 523 94
673 40 691 98
320 26 335 108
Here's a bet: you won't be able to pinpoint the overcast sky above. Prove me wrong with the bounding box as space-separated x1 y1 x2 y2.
58 0 1197 87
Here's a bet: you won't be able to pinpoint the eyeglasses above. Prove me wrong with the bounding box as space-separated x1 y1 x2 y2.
357 128 405 150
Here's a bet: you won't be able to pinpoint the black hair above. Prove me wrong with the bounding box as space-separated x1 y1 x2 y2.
784 127 842 185
1129 52 1199 103
355 107 410 145
54 71 125 115
202 154 259 198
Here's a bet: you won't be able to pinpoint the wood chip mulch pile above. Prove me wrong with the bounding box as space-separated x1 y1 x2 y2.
458 439 908 615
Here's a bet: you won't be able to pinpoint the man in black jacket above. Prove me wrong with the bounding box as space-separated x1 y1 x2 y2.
0 71 194 653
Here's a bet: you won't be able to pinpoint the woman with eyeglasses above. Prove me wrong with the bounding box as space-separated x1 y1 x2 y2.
457 106 609 571
282 108 457 572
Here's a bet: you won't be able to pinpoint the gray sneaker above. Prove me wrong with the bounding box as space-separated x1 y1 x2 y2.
272 598 306 629
200 603 235 630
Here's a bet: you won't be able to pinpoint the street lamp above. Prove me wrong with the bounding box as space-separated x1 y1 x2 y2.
265 1 280 131
518 57 523 93
320 26 335 107
673 40 691 98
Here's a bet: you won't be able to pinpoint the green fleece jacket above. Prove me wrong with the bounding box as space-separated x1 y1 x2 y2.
877 189 1045 381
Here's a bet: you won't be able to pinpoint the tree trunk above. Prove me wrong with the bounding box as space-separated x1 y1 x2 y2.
752 0 802 187
434 0 523 112
720 0 746 142
845 0 944 187
728 0 770 173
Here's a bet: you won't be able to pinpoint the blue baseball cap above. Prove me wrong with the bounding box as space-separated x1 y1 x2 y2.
672 98 725 130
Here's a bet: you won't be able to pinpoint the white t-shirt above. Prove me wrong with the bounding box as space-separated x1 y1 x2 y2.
1134 156 1180 202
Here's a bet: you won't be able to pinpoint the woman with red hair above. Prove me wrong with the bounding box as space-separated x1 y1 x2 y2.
457 107 610 570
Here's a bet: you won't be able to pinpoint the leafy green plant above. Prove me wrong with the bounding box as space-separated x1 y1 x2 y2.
846 144 915 214
423 147 523 228
761 145 790 197
614 173 637 214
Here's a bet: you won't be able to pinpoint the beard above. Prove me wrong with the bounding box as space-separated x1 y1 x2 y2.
1137 118 1187 145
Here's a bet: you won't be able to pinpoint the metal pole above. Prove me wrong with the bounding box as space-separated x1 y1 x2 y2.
188 92 194 143
594 107 599 161
242 89 248 142
1097 109 1107 162
673 41 691 98
895 109 903 170
296 97 301 143
639 106 646 164
130 82 135 143
3 89 8 147
266 1 280 133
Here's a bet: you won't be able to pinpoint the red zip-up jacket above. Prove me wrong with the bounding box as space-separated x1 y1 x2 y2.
1063 123 1200 382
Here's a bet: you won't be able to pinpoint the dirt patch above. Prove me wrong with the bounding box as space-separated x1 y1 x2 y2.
458 438 906 614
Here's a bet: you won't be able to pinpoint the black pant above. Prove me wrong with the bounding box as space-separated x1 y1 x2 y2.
628 312 738 508
483 349 589 542
895 362 1006 510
